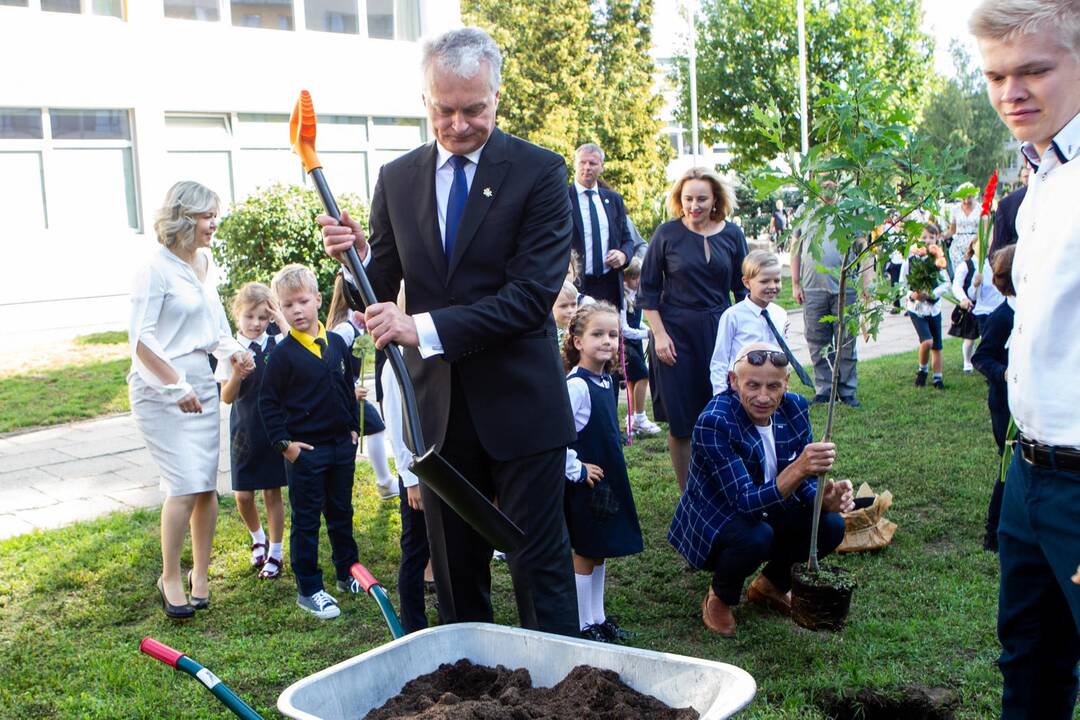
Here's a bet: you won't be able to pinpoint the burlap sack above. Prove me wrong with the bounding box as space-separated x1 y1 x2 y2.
837 482 897 553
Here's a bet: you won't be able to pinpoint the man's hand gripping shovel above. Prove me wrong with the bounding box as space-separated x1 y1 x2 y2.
290 90 524 552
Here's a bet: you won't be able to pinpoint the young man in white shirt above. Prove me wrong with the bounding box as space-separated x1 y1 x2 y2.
971 2 1080 717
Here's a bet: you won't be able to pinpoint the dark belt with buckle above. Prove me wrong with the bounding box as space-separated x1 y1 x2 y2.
1016 433 1080 472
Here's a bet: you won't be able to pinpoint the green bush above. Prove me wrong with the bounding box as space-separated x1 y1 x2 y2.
213 183 369 315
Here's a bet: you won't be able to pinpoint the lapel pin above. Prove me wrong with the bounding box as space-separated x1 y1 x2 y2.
483 187 493 198
604 197 610 204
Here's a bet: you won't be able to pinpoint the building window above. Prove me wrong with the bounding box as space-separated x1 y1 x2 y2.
41 0 81 12
395 0 419 40
0 108 139 230
164 0 220 21
0 1 30 7
306 0 357 34
364 0 419 41
91 0 122 16
231 0 294 30
164 114 235 206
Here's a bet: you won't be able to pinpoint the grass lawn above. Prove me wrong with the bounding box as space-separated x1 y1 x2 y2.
0 341 1005 718
0 358 130 433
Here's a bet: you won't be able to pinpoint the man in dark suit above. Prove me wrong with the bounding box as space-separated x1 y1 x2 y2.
989 164 1028 258
568 143 634 308
320 27 578 636
668 342 854 637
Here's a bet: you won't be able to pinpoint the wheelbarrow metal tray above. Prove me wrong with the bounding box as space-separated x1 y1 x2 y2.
278 622 755 719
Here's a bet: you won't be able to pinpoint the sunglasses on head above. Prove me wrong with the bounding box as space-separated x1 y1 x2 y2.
737 349 789 368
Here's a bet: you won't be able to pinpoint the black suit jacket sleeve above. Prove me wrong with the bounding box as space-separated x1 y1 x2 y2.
972 306 1011 382
430 154 572 362
608 191 634 270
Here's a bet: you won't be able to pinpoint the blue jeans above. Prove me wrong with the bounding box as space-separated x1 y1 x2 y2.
707 502 846 605
998 452 1080 719
285 437 359 596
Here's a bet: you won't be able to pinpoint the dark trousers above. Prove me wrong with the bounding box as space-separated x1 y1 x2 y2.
284 437 359 596
582 269 623 309
420 370 578 636
707 502 847 605
397 479 431 634
998 452 1080 719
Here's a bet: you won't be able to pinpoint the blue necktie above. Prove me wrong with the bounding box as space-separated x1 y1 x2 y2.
585 189 604 276
761 308 813 388
445 155 469 260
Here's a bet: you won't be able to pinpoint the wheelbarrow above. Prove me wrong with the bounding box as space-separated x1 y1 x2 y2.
142 563 756 719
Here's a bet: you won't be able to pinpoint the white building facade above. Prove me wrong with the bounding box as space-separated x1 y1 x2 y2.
0 0 460 347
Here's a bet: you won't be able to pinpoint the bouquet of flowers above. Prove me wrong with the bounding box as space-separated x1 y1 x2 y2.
906 244 948 300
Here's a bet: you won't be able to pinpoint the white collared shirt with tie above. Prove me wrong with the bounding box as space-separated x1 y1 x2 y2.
709 297 789 395
574 181 610 275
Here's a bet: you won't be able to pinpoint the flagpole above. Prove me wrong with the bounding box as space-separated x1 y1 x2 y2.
797 0 809 155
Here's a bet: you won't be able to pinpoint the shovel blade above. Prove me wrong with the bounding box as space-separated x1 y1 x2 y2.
410 449 524 553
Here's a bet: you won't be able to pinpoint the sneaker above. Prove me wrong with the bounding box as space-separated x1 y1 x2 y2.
631 417 662 435
596 616 632 644
297 590 340 619
963 365 974 373
932 378 945 390
376 477 399 500
915 370 927 387
579 624 608 643
336 577 364 594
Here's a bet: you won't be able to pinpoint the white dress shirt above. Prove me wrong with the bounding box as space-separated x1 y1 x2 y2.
709 297 789 395
128 247 244 400
381 367 420 488
411 141 486 359
1009 111 1080 448
952 258 1004 317
756 422 778 484
575 180 611 275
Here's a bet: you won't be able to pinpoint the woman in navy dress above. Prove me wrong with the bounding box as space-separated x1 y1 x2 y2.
639 168 747 491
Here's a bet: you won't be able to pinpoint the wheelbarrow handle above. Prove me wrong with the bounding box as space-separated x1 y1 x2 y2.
139 637 265 720
350 563 406 640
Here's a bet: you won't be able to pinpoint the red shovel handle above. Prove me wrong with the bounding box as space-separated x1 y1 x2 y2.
349 563 380 593
140 637 184 668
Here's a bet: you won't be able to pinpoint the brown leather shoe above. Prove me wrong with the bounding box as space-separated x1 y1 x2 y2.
747 574 792 616
701 587 736 637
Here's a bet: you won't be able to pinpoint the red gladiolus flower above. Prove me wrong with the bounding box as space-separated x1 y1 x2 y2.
981 169 999 217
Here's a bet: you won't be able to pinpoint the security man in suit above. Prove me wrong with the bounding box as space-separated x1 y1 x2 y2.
320 27 578 636
568 143 635 308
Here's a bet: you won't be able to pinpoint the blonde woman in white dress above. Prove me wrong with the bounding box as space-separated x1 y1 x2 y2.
129 181 253 618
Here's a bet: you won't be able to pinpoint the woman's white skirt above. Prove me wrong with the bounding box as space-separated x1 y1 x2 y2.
130 352 220 497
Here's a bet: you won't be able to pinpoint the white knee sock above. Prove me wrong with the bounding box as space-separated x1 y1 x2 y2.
366 431 394 486
575 573 594 630
590 563 607 625
962 339 975 367
268 542 283 560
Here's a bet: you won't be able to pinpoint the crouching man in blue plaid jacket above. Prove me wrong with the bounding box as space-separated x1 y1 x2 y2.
669 341 855 637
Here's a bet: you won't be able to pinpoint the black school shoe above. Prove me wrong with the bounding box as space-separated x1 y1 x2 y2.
933 378 945 390
840 396 861 408
596 617 632 644
915 369 928 387
579 624 608 643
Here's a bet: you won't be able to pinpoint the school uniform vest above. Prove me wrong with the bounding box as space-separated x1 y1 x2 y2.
230 336 287 488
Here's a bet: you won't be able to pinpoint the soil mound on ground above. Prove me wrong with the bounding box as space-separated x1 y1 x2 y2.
364 658 699 719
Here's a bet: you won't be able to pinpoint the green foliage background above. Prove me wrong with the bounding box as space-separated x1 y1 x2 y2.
212 183 369 314
677 0 936 172
919 42 1013 185
461 0 672 229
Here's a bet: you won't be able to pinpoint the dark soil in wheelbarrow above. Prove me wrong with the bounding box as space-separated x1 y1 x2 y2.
363 658 699 719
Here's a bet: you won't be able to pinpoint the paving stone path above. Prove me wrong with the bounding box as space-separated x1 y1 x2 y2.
0 306 921 540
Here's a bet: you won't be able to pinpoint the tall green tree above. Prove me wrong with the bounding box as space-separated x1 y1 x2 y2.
920 42 1012 184
587 0 671 224
461 0 671 225
675 0 935 171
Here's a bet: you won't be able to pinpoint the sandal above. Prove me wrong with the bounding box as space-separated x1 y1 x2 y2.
250 540 268 568
258 556 283 580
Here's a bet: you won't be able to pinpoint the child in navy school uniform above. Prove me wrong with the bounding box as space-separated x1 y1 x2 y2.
622 258 661 436
217 282 288 580
562 302 643 643
972 245 1016 552
326 273 398 501
709 250 793 396
261 264 361 620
